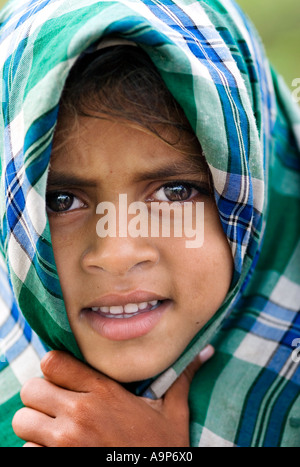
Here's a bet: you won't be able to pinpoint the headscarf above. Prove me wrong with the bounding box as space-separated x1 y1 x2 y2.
0 0 299 447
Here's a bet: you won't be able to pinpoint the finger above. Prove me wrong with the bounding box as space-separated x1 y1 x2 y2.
20 377 69 418
163 345 214 420
23 442 43 448
41 351 106 392
12 407 54 446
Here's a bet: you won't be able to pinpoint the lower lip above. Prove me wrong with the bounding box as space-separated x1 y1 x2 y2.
81 301 171 341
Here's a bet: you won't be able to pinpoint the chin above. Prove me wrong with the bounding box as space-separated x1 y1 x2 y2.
100 366 161 384
87 356 167 384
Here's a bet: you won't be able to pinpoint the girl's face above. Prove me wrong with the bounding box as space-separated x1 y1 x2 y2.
47 116 233 382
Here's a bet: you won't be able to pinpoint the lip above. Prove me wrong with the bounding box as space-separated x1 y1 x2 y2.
81 298 171 341
84 290 169 308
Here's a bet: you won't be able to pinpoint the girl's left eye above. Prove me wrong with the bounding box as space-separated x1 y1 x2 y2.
152 182 204 202
46 192 85 213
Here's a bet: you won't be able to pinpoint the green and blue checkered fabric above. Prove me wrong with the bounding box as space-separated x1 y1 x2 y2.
0 0 299 447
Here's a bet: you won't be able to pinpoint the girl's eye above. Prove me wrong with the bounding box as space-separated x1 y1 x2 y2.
46 192 85 213
153 182 205 202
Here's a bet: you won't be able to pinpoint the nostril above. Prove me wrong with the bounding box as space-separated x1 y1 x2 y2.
81 238 160 275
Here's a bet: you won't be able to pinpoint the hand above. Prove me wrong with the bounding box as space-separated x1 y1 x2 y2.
12 346 214 447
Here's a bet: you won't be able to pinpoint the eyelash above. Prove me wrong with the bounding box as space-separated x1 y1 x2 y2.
46 181 210 215
151 181 210 203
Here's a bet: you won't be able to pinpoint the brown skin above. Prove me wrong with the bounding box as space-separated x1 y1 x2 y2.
13 347 214 447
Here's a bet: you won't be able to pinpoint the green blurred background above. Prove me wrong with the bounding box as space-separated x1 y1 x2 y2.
237 0 299 88
0 0 299 88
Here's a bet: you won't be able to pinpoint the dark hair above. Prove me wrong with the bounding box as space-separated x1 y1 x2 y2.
59 44 198 148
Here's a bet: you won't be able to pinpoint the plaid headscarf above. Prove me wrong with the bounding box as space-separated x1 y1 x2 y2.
0 0 299 447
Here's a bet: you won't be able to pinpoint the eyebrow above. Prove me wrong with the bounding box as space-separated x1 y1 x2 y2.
133 157 208 183
47 171 98 188
47 156 209 188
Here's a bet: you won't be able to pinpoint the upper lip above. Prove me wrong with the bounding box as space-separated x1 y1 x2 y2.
84 290 169 309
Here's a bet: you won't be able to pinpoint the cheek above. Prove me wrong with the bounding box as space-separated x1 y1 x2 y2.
203 202 234 283
175 245 231 297
163 211 233 310
49 212 91 263
49 220 83 299
51 225 73 265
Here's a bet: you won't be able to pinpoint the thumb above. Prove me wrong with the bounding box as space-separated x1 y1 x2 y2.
163 345 215 421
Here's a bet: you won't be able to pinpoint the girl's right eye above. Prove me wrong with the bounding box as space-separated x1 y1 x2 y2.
46 192 85 213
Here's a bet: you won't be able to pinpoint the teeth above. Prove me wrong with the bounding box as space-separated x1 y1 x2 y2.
109 306 124 315
92 306 110 313
90 300 162 315
124 303 139 314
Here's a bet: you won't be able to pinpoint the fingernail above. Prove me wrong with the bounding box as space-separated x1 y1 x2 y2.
198 345 215 363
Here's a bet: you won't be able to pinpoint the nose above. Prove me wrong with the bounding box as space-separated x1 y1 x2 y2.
81 235 160 276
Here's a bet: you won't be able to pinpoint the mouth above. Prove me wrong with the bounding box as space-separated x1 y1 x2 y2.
85 299 163 319
81 296 171 341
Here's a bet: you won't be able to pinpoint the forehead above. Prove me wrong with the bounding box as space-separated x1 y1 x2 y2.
50 115 209 182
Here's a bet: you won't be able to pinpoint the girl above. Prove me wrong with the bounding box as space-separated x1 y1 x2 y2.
0 0 299 447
